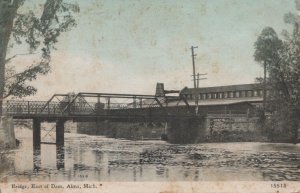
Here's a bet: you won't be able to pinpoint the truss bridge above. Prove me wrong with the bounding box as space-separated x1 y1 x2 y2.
4 92 194 148
4 92 191 121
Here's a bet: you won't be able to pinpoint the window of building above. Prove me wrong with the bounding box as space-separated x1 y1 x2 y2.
241 91 246 97
193 94 197 99
266 90 270 96
218 93 223 99
214 93 218 99
257 90 262 97
224 92 228 98
235 91 240 98
202 93 206 100
254 90 258 97
212 93 217 99
247 90 253 97
198 94 202 100
229 91 233 98
207 93 211 99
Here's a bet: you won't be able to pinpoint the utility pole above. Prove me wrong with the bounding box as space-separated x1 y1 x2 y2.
191 46 206 115
196 73 207 89
191 46 198 89
194 72 207 115
191 46 198 115
190 46 207 115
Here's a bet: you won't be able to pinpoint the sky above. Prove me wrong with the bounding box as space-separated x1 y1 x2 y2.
9 0 298 100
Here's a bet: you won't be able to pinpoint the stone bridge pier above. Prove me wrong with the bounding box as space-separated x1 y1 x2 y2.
167 116 206 144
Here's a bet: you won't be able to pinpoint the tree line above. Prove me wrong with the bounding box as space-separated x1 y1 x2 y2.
254 6 299 143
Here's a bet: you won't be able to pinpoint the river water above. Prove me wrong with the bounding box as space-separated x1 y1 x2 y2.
1 127 300 182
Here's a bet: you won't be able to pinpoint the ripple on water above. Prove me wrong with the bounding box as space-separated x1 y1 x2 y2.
1 128 300 181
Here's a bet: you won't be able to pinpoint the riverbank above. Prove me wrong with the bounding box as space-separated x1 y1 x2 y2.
77 117 269 143
75 115 298 144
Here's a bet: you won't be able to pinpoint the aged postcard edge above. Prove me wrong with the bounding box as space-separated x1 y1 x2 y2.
1 0 300 193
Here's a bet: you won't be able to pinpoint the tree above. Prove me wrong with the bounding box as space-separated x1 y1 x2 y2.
254 27 283 111
270 12 300 143
0 0 79 115
254 11 300 143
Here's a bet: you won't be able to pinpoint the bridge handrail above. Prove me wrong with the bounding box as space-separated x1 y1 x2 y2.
3 92 183 117
4 100 165 116
76 92 180 99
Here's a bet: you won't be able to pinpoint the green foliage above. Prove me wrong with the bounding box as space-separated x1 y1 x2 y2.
254 11 300 142
254 27 282 67
2 0 79 99
5 63 50 97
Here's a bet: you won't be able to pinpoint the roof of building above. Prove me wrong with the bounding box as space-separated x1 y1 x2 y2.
180 83 263 94
168 97 262 107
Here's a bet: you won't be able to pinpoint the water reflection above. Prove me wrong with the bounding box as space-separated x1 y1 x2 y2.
33 148 41 172
1 128 300 182
56 145 65 170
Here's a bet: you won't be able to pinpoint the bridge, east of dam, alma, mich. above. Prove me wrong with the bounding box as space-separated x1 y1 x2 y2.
4 92 205 148
5 81 263 150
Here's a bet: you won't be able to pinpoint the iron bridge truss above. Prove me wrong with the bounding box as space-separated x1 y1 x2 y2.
4 92 191 120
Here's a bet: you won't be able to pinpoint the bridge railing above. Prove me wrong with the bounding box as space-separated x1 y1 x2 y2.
4 100 97 115
3 93 183 117
4 101 62 115
4 100 163 116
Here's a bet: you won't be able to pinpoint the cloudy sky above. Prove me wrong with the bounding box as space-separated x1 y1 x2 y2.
10 0 298 99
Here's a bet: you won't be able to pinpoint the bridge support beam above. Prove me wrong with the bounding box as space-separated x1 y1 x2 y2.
32 118 42 171
56 119 65 146
33 119 41 149
56 119 65 170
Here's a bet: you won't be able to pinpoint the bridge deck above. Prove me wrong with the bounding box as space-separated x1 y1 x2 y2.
3 92 193 122
4 92 250 122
